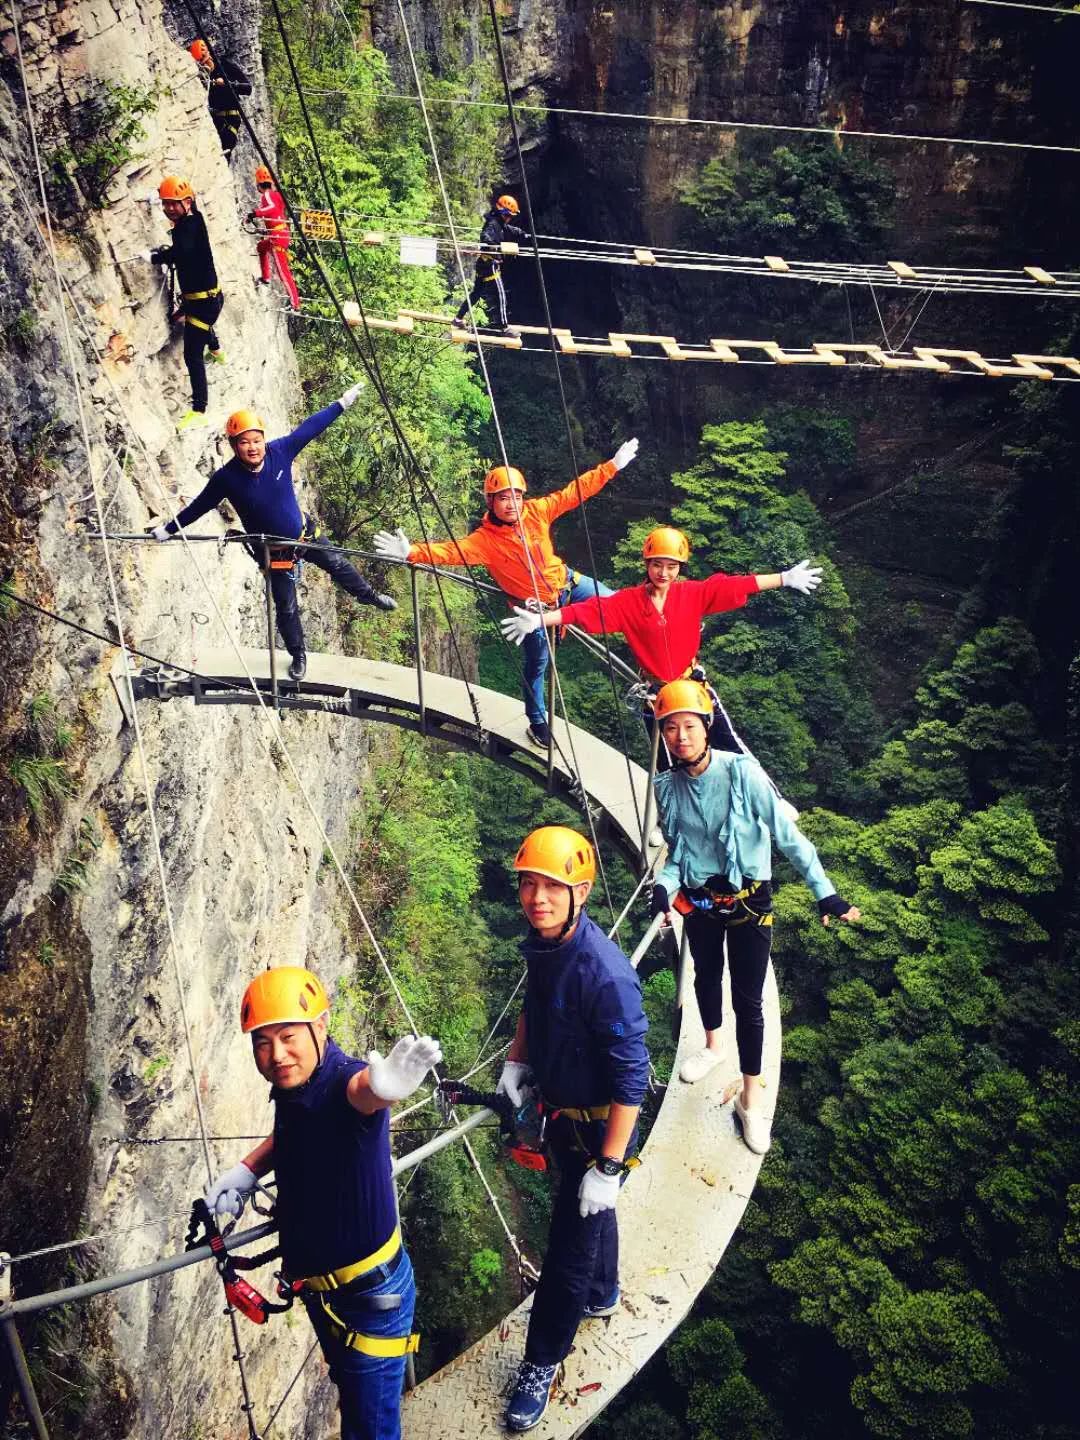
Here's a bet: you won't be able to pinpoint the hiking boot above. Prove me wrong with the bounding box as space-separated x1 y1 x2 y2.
176 409 208 433
526 720 550 749
505 1361 558 1433
583 1286 620 1318
288 651 307 682
679 1048 724 1085
207 348 227 365
733 1094 772 1155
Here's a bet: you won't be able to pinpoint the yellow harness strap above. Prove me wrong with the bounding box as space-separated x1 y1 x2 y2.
554 1104 610 1123
181 286 221 301
316 1295 419 1357
301 1225 401 1293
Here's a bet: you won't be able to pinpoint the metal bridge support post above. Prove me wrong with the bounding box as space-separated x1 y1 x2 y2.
411 567 425 734
639 718 662 872
1 1252 50 1440
262 543 279 713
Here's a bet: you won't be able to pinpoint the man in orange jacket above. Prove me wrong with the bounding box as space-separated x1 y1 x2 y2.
373 439 638 746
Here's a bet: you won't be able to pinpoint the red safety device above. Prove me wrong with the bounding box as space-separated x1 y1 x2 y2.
435 1080 550 1172
185 1199 294 1326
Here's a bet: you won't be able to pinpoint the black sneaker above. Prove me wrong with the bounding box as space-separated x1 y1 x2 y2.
505 1361 558 1433
288 652 307 681
526 721 550 748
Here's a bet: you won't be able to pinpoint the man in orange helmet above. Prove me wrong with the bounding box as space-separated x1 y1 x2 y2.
501 524 822 771
249 164 300 311
498 826 648 1432
373 438 639 746
202 966 442 1440
147 175 225 433
188 37 252 163
148 385 396 680
453 193 529 334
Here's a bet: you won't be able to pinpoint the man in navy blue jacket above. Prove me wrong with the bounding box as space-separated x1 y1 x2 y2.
150 383 394 679
497 825 649 1432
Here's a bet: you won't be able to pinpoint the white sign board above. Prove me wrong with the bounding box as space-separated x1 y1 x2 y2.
399 235 438 267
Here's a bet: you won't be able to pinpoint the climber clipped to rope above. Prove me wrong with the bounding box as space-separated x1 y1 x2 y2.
201 966 442 1440
453 193 530 335
374 438 639 747
502 524 821 780
147 386 397 681
649 680 861 1155
188 37 252 165
249 163 300 312
142 175 226 434
495 826 648 1433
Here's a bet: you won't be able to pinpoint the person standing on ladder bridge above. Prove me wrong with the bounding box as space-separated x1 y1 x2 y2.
453 193 529 335
502 524 821 775
145 175 226 434
650 680 861 1154
496 826 649 1432
203 967 442 1440
249 164 300 311
148 389 397 680
188 38 252 164
373 439 639 747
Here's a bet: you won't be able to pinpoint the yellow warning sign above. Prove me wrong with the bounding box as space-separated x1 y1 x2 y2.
300 209 337 240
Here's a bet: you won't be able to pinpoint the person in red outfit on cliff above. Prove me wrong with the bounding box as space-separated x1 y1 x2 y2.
249 165 300 311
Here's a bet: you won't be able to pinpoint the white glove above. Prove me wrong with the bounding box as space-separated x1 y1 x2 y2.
150 524 171 542
781 559 822 594
338 378 366 410
611 437 639 471
496 1060 535 1108
500 606 542 646
367 1034 443 1102
204 1162 258 1220
374 527 411 563
578 1164 621 1218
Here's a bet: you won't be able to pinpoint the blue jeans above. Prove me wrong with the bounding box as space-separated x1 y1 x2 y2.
303 1248 416 1440
521 572 614 724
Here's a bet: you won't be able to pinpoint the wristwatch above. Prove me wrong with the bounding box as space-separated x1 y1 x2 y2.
593 1155 627 1178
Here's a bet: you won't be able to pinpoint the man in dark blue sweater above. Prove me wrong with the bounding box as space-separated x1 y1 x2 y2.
150 383 395 679
496 825 650 1432
203 966 442 1440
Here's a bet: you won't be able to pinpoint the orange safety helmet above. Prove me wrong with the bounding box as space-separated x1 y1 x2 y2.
495 194 520 216
188 38 211 65
654 679 714 722
254 165 273 186
240 967 330 1033
226 409 266 439
514 825 596 887
642 526 691 564
484 464 527 497
158 175 194 203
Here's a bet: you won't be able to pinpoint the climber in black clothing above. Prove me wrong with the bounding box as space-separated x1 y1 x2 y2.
454 195 529 334
149 175 225 434
189 39 252 163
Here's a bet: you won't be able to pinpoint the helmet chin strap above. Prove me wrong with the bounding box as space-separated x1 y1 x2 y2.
671 742 710 772
557 886 577 941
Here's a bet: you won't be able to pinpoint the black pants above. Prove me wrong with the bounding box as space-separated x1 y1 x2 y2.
683 883 773 1076
182 294 223 412
524 1116 629 1367
455 263 508 327
267 527 379 659
212 109 241 161
643 674 746 774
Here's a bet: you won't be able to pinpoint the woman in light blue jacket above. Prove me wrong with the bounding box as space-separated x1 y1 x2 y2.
650 680 860 1154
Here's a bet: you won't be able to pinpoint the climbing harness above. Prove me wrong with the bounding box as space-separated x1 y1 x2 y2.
436 1080 553 1173
674 879 774 927
185 1199 295 1326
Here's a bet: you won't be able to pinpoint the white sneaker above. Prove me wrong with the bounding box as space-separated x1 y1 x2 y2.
733 1095 772 1154
678 1048 724 1085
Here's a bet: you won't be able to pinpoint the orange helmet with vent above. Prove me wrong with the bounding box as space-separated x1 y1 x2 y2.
240 967 330 1033
188 38 211 65
254 165 273 185
226 409 266 439
642 526 691 564
158 175 194 202
495 194 520 216
484 465 527 496
654 679 713 722
514 826 596 887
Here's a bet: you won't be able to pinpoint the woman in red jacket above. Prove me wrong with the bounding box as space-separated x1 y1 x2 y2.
250 165 300 311
501 526 822 772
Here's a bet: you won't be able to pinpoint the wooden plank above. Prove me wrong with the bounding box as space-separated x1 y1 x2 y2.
499 241 520 257
763 255 790 272
1024 266 1056 286
633 248 657 265
362 230 386 246
1012 353 1080 377
887 260 919 280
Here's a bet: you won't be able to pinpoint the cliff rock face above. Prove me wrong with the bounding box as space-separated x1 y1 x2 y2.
0 1 372 1434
